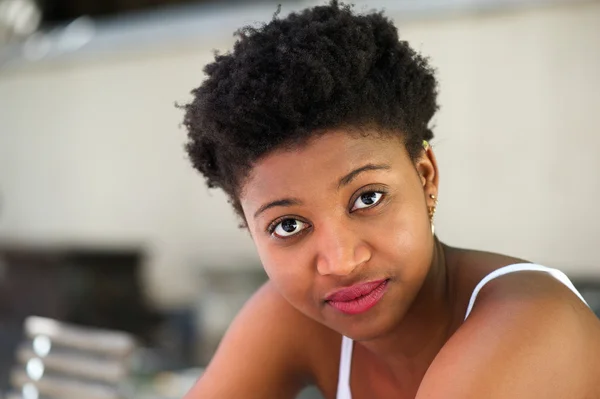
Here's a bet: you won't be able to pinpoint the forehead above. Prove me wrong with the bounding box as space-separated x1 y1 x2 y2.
240 130 408 206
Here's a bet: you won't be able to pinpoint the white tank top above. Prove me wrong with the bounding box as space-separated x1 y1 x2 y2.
335 263 589 399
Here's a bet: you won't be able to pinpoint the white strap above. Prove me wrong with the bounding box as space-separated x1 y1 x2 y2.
336 336 353 399
464 263 588 320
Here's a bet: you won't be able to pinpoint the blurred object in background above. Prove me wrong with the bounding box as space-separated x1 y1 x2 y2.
0 0 41 44
0 242 207 398
573 280 600 318
7 316 136 399
194 267 268 365
0 243 166 393
38 0 196 24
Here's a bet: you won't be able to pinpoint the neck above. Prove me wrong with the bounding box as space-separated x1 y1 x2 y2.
358 239 459 390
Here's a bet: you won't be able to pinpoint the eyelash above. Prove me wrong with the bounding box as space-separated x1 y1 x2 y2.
350 188 388 211
265 187 388 237
267 215 309 236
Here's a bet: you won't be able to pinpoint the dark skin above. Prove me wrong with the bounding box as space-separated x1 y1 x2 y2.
185 130 600 398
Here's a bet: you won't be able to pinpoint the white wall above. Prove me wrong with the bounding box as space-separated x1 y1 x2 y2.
411 3 600 270
1 2 599 307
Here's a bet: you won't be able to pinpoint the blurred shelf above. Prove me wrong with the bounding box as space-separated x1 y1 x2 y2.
1 0 593 70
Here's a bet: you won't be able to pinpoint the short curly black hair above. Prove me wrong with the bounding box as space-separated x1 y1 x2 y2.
182 0 438 225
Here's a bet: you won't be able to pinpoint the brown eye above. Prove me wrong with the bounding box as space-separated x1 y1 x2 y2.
272 218 308 238
351 191 383 211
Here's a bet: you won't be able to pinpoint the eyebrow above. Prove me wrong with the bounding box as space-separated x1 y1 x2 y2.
253 198 302 219
337 163 391 189
253 163 391 220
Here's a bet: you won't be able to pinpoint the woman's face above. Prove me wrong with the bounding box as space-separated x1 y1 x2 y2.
240 130 439 340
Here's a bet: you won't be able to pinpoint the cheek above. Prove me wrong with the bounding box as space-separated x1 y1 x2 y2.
255 241 317 313
392 207 431 253
371 200 433 274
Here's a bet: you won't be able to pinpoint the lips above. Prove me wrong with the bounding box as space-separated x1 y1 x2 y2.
325 279 389 315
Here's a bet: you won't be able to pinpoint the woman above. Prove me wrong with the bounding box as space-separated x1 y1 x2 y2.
181 2 600 398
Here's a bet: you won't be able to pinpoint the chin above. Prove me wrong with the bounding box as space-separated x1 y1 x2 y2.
328 305 404 342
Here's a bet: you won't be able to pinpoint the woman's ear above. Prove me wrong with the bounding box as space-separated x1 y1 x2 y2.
416 144 439 199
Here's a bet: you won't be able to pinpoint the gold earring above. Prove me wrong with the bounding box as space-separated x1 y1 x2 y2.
428 194 438 235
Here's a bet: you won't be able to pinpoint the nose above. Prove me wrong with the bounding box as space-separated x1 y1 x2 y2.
315 220 372 276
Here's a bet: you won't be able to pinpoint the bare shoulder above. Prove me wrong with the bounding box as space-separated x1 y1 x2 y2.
418 269 600 398
184 280 341 399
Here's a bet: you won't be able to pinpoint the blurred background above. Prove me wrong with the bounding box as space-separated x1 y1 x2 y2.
0 0 599 398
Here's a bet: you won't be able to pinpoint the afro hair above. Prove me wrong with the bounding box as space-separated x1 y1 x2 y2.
181 0 439 224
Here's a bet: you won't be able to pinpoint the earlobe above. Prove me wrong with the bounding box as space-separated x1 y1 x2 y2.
417 144 440 218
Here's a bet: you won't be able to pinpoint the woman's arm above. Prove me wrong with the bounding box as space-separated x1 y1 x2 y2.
184 282 317 399
417 272 600 398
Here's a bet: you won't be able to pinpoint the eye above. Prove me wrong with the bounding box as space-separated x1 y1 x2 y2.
271 218 309 238
351 191 384 211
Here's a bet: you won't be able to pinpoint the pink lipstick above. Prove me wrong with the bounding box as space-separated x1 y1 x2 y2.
325 279 388 315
